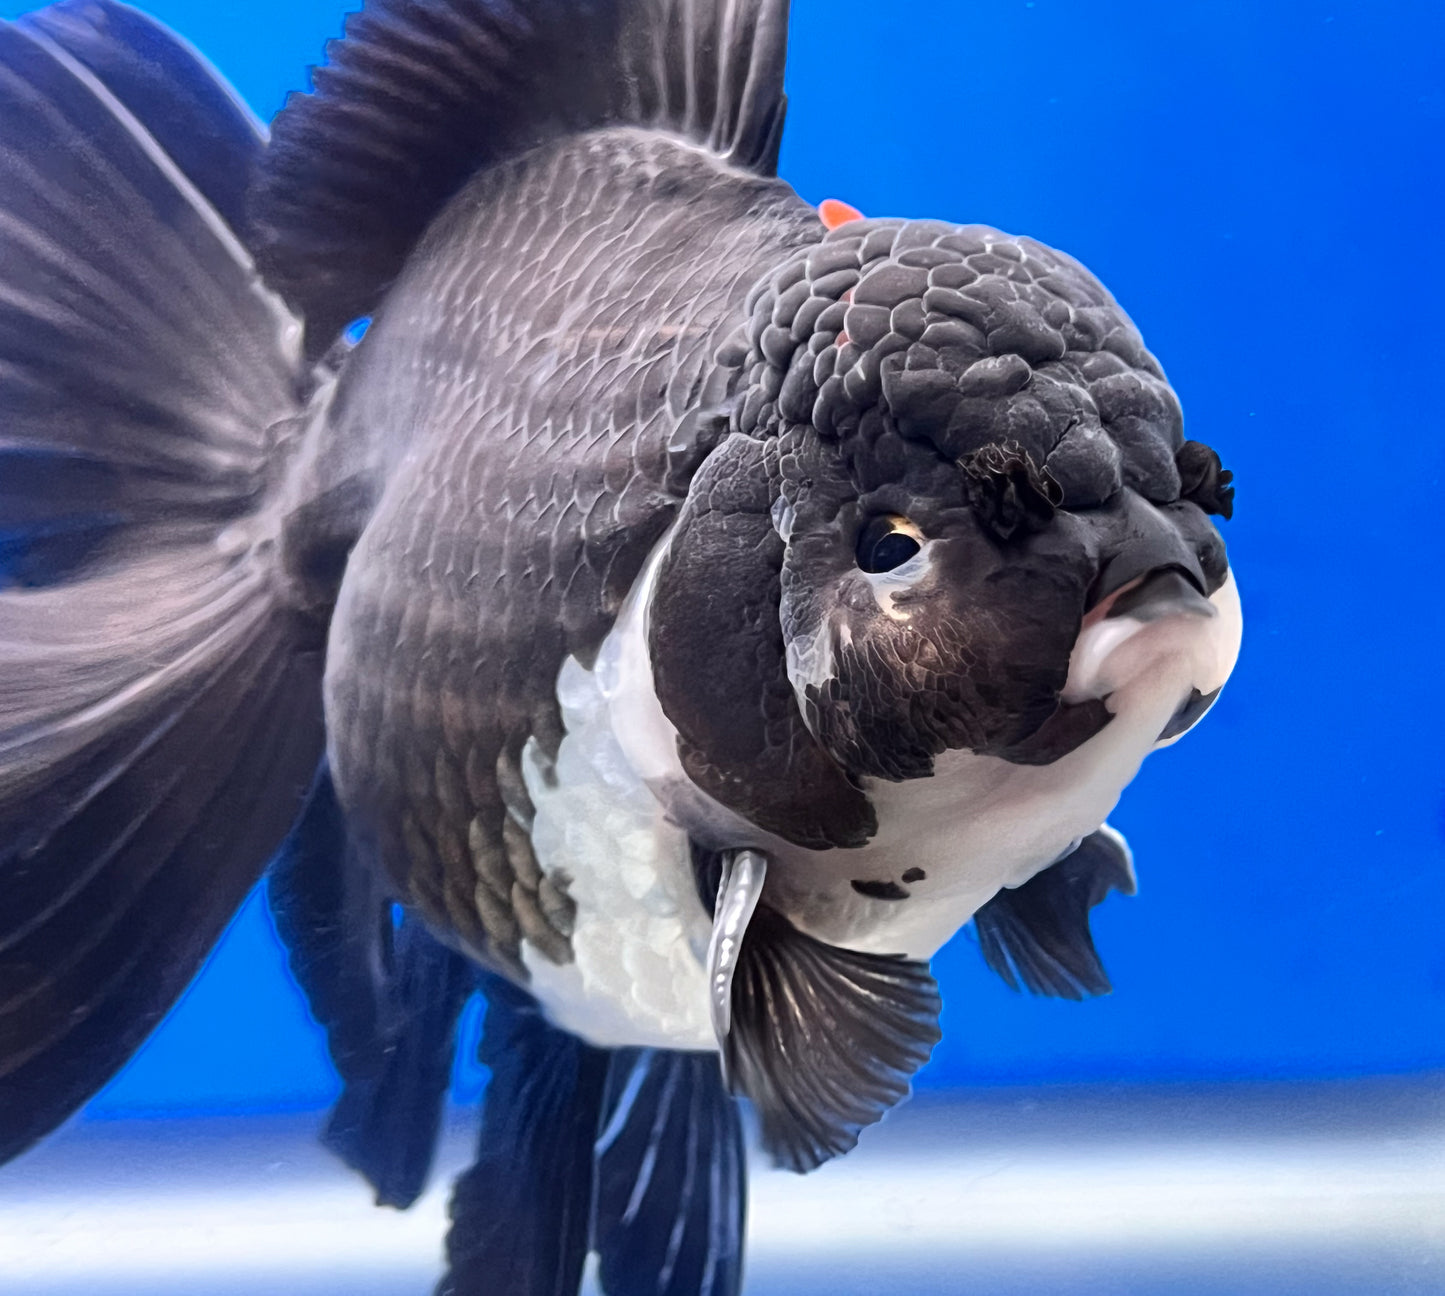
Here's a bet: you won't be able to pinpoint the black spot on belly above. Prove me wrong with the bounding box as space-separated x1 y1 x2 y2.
901 868 926 884
852 879 911 901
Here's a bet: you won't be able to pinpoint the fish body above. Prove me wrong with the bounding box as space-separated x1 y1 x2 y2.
308 128 821 982
0 0 1240 1290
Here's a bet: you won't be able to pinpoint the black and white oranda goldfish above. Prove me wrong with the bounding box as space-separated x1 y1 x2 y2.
0 0 1241 1291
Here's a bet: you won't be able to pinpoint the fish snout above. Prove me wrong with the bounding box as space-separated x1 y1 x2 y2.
1085 488 1220 614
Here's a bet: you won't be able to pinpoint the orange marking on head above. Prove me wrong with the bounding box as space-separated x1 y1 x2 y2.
819 198 865 230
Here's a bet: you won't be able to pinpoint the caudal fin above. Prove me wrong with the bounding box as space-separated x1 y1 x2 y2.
0 2 324 1163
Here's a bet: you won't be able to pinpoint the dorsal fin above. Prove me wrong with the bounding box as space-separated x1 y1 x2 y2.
251 0 792 352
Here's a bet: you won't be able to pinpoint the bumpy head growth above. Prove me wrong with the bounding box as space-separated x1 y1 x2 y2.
727 218 1233 783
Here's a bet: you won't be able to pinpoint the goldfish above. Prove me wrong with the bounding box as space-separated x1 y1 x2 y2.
0 0 1239 1291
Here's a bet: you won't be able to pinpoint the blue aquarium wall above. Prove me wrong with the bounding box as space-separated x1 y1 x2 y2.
2 0 1440 1115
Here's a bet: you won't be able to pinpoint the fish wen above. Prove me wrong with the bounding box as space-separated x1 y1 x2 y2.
0 0 1241 1292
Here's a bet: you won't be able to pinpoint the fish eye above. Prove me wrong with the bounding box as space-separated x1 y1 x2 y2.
856 515 923 574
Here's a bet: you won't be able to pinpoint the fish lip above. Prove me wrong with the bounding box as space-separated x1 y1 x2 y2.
1087 554 1209 616
1104 566 1215 622
1000 566 1211 765
1062 565 1222 709
1084 563 1211 625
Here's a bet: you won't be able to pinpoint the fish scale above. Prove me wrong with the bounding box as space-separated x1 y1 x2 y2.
320 129 820 970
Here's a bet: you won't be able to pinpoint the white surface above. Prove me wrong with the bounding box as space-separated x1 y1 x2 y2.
2 1080 1441 1295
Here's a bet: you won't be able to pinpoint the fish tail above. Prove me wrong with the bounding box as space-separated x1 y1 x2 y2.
442 977 746 1296
0 2 325 1162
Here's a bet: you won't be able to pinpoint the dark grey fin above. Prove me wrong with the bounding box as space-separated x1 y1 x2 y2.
268 770 477 1209
0 15 321 1164
593 1049 746 1296
441 973 610 1296
650 434 876 850
973 828 1136 1000
1159 686 1220 741
252 0 792 351
19 0 265 246
726 906 942 1173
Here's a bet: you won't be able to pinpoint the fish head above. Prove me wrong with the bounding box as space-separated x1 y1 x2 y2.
739 218 1239 784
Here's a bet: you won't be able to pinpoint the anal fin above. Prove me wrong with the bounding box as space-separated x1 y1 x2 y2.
442 974 610 1296
440 981 748 1296
268 770 477 1209
594 1050 745 1296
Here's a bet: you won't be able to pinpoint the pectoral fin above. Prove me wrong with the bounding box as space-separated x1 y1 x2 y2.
707 851 942 1173
973 826 1136 1000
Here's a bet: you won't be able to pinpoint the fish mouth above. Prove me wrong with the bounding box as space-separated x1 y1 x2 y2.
1000 567 1214 765
1063 564 1228 707
1104 566 1215 622
994 564 1236 767
1065 563 1240 738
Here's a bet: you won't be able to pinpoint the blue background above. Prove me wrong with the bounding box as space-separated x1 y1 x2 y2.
2 0 1440 1114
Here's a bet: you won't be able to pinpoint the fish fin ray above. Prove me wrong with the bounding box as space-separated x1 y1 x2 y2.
725 906 942 1174
593 1049 746 1296
0 12 322 1166
268 770 477 1209
440 974 609 1296
0 13 302 585
19 0 267 245
0 560 324 1164
973 826 1137 1000
252 0 791 350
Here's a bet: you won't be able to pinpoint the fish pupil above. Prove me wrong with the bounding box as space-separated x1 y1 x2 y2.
857 518 922 574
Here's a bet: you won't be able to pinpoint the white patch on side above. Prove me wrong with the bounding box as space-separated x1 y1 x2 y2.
519 536 717 1052
770 570 1243 961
